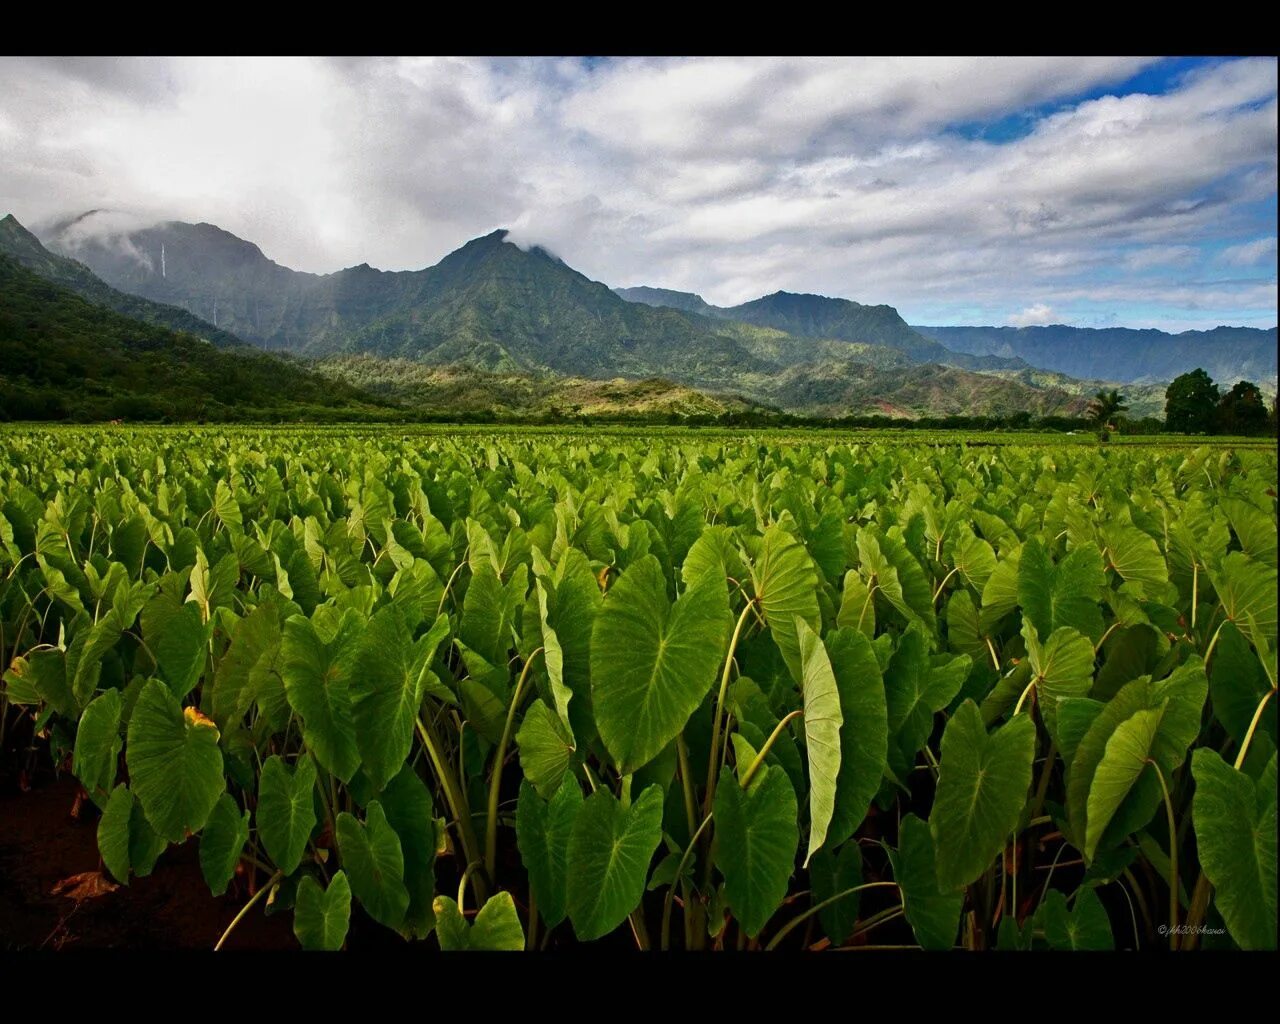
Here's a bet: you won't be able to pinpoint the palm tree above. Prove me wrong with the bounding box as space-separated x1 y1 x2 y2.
1087 388 1128 429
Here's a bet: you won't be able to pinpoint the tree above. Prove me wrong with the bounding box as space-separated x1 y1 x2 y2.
1216 380 1270 436
1164 369 1219 434
1086 388 1128 428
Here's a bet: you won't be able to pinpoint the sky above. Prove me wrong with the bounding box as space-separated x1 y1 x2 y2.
0 55 1275 331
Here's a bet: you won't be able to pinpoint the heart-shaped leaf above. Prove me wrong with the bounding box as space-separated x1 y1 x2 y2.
336 801 409 930
590 556 729 773
713 763 798 937
930 701 1035 890
125 679 225 842
200 792 250 896
567 784 664 941
1191 749 1277 950
433 891 525 951
257 753 318 876
516 777 582 930
294 871 352 951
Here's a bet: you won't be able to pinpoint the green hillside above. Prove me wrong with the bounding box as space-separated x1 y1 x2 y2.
0 255 398 422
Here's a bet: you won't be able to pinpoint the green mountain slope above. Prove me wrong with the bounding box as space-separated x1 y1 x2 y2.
0 255 397 422
616 284 1023 370
0 214 247 349
316 355 773 420
39 215 1104 419
759 360 1089 419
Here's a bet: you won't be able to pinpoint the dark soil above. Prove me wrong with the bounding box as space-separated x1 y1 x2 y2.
0 773 298 950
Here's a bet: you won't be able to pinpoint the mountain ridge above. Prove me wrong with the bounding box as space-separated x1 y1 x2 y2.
0 251 397 421
913 323 1278 386
14 210 1221 420
0 214 248 349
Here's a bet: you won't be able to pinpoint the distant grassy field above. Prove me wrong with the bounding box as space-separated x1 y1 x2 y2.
5 422 1272 447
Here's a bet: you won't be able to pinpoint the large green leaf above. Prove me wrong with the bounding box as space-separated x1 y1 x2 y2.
543 548 601 744
589 555 729 773
1191 749 1277 950
515 698 575 798
889 814 963 950
433 892 525 951
713 763 799 937
516 777 582 929
72 688 122 806
1209 622 1276 748
825 628 888 847
125 678 225 842
930 701 1035 890
1018 539 1105 640
1040 888 1115 950
1221 496 1278 567
567 784 664 941
795 618 843 864
857 525 935 633
1085 704 1166 862
68 614 123 709
1067 660 1207 857
809 841 863 945
96 783 167 884
294 871 352 951
200 792 250 896
534 579 574 737
459 560 519 668
350 608 425 791
1022 620 1096 737
257 754 318 876
752 526 822 682
951 526 997 593
1207 551 1278 642
210 601 280 727
981 549 1023 621
884 627 970 778
336 800 409 931
140 593 209 699
380 764 439 939
835 570 877 639
280 612 362 783
1101 524 1169 591
682 523 746 592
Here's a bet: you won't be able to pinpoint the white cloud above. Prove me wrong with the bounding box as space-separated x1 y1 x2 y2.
1009 303 1057 326
0 55 1274 329
1124 245 1197 270
1219 236 1277 266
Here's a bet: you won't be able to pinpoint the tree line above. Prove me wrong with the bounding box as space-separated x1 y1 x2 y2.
1080 371 1276 438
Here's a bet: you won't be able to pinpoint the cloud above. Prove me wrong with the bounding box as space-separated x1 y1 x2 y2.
0 55 1274 330
1219 236 1277 266
1009 303 1057 326
1124 245 1197 270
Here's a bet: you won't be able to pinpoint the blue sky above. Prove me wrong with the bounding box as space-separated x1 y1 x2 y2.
0 56 1275 331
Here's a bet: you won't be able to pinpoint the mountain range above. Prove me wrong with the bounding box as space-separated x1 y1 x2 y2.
617 285 1277 386
913 324 1277 386
2 208 1273 422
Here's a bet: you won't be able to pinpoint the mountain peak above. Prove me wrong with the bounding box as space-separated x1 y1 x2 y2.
1 213 40 243
1 213 62 263
458 228 511 249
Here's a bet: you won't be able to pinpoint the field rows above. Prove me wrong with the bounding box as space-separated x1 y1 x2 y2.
1 427 1275 950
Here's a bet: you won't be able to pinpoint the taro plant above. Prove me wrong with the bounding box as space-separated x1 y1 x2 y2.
0 425 1275 951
